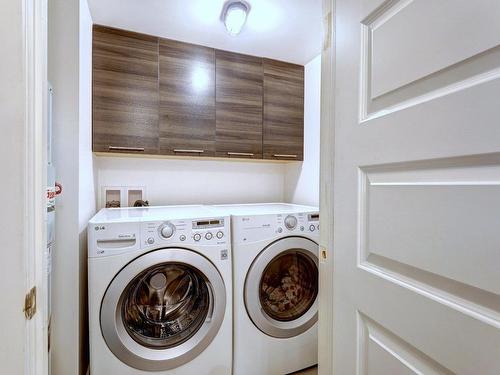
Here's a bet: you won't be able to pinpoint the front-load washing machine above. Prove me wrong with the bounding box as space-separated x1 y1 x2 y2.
88 206 232 375
212 203 319 375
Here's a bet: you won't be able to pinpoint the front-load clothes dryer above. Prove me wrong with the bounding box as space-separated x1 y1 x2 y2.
88 206 232 375
211 203 319 375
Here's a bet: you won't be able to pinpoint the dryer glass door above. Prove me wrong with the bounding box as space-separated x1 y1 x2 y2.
100 248 226 371
245 237 318 338
259 251 318 322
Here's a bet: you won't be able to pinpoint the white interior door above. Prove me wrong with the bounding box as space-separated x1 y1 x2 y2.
0 0 48 374
332 0 500 374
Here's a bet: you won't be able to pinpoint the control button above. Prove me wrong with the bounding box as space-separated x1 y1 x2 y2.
309 224 316 232
284 215 298 230
216 231 224 239
277 227 283 233
300 226 305 231
179 235 186 241
147 237 155 245
193 233 201 242
317 224 320 231
159 222 176 239
205 232 213 240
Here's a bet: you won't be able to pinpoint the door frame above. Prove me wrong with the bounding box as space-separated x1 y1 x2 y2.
318 0 336 374
24 0 48 373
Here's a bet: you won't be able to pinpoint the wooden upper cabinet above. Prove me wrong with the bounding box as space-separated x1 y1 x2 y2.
92 26 305 161
263 59 304 161
92 25 159 154
215 50 263 159
159 39 216 157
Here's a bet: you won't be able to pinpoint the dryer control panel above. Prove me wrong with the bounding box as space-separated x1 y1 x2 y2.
233 212 319 244
141 217 228 247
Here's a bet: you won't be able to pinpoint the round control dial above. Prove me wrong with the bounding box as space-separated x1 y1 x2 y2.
193 233 202 242
284 215 298 230
159 222 176 239
205 232 213 240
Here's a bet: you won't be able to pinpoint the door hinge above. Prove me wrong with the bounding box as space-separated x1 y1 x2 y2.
23 286 36 320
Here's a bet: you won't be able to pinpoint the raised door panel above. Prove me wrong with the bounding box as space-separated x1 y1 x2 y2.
263 59 304 161
159 39 216 157
215 50 263 159
369 0 500 99
93 25 159 154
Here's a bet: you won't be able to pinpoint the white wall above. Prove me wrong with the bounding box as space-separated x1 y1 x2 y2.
79 0 95 240
0 1 28 373
78 0 95 372
96 157 286 207
49 0 94 373
285 54 321 207
49 0 80 373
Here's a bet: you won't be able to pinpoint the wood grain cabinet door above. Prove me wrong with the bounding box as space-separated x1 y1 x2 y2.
93 26 159 154
215 50 263 159
159 40 216 157
263 59 304 161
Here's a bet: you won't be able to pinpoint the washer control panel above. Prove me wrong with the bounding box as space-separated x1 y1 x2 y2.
234 211 319 244
277 212 319 234
142 217 227 247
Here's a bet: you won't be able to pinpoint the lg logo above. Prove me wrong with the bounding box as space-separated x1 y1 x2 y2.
94 226 105 231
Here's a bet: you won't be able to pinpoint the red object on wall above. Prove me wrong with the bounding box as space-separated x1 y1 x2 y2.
55 182 62 196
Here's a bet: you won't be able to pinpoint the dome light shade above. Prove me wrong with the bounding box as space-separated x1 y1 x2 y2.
223 1 249 36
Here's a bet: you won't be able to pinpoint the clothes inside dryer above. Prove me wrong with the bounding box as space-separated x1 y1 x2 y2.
122 263 210 349
259 251 318 322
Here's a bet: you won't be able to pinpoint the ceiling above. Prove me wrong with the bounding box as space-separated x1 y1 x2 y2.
87 0 323 65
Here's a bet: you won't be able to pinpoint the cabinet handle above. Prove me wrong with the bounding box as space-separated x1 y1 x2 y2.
174 149 204 153
108 146 145 152
273 154 298 158
227 152 255 157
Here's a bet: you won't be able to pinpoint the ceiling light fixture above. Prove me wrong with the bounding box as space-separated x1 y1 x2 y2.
222 1 250 36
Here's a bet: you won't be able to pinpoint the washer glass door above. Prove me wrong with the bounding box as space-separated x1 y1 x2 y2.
245 237 318 338
101 248 226 371
122 263 210 349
